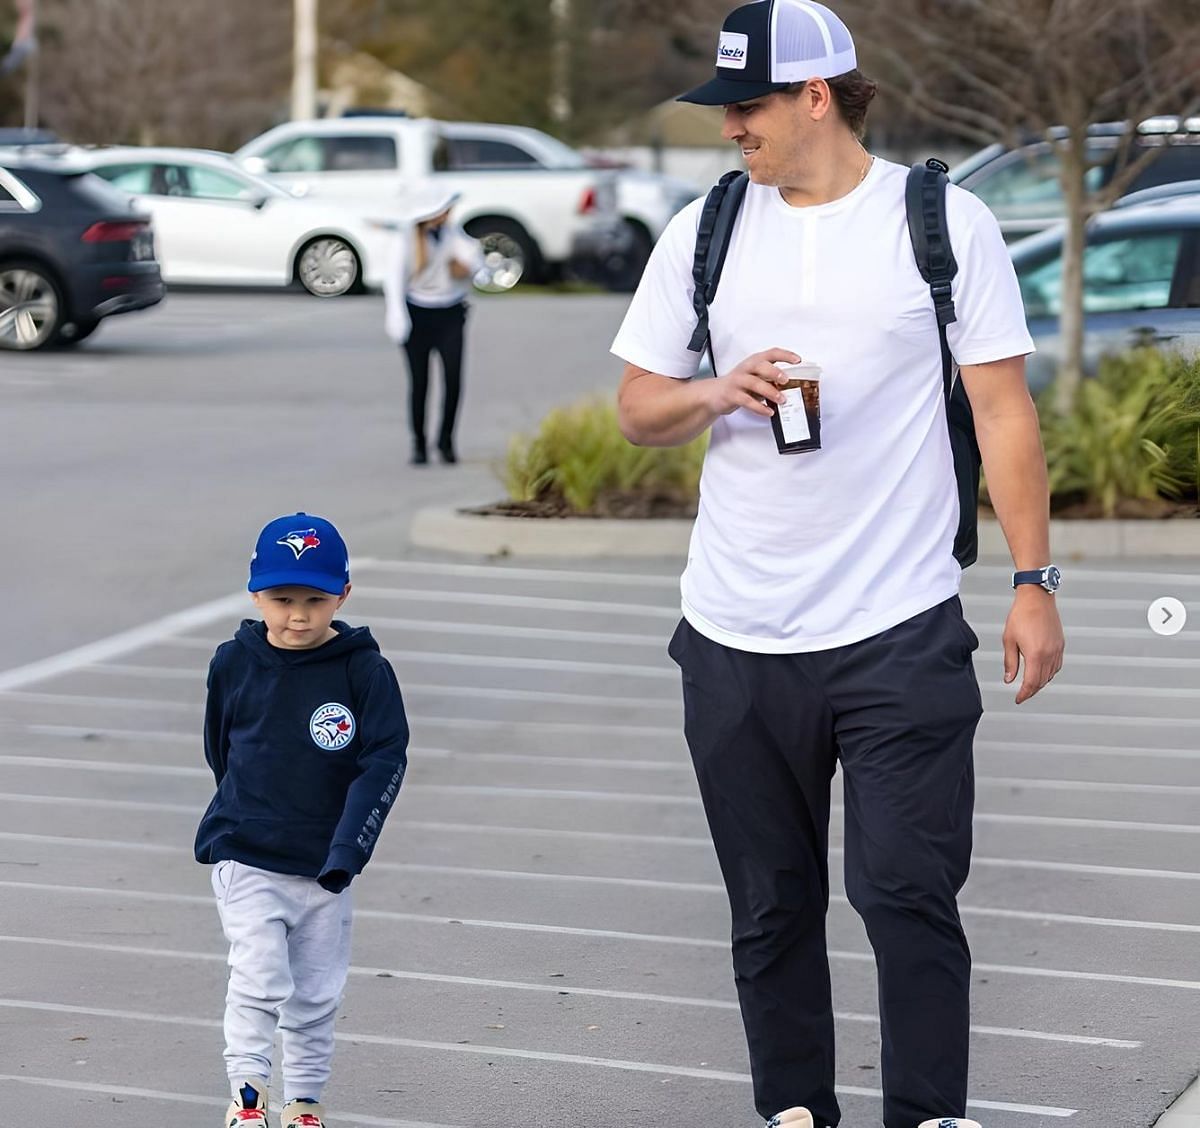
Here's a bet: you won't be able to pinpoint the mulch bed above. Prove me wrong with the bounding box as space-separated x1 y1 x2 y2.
469 494 1198 521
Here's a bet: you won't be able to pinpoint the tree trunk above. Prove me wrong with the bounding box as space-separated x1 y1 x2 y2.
1053 131 1089 417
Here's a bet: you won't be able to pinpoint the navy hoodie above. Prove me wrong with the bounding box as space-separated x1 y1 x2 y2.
194 619 408 891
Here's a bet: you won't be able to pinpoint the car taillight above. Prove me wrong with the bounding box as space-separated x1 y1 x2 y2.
578 187 597 215
82 221 147 243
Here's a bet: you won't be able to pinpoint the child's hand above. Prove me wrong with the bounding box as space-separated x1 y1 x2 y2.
317 868 351 894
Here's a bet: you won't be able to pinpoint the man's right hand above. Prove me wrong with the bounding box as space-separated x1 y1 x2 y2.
706 348 803 418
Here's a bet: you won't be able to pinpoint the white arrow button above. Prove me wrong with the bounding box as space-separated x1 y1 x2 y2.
1148 597 1187 637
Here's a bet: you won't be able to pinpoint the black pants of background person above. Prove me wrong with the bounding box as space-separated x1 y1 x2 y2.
403 300 467 463
668 597 982 1128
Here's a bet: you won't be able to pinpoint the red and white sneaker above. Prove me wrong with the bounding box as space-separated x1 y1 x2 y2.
225 1079 269 1128
766 1110 814 1128
917 1120 983 1128
280 1099 327 1128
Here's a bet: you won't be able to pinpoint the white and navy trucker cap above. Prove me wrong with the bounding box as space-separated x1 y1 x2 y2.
677 0 857 106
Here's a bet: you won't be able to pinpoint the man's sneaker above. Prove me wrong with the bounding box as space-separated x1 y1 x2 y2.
766 1110 814 1128
917 1120 983 1128
280 1099 327 1128
225 1079 269 1128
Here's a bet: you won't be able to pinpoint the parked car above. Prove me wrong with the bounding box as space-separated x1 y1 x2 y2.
232 117 628 290
64 147 401 297
0 159 163 351
429 120 698 289
1009 195 1200 394
951 117 1200 242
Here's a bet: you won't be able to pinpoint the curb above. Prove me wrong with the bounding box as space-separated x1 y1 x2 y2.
411 507 1200 559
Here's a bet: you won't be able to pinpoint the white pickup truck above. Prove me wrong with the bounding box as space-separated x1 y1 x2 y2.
233 116 630 290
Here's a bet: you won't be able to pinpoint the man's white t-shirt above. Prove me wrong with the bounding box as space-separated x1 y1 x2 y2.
611 157 1034 654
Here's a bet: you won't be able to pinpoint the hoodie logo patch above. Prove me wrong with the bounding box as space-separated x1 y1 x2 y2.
278 529 321 560
310 702 355 750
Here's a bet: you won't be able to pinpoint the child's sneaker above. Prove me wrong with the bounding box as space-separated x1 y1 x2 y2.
280 1099 327 1128
225 1079 269 1128
917 1120 983 1128
766 1110 814 1128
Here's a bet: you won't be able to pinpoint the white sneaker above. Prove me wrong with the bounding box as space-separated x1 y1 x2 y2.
225 1079 269 1128
917 1119 982 1128
766 1110 814 1128
280 1099 327 1128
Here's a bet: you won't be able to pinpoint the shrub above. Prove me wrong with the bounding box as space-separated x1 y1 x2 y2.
1039 347 1200 516
501 398 706 516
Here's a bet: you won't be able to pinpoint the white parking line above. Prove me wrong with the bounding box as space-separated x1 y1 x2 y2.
351 586 679 618
0 934 1142 1050
0 1076 456 1128
0 592 247 692
4 832 1199 936
0 1000 1079 1117
5 868 1197 990
360 559 680 588
5 687 1200 731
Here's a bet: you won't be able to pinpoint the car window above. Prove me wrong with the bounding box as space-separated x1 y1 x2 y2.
93 163 155 194
0 181 14 204
1127 145 1200 193
442 137 541 170
1018 231 1184 318
261 136 324 174
184 165 257 200
970 147 1105 220
324 135 397 172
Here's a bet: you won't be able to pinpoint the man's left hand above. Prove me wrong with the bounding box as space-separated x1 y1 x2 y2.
1002 589 1065 705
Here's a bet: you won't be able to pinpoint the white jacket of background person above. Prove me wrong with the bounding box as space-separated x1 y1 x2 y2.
383 185 482 344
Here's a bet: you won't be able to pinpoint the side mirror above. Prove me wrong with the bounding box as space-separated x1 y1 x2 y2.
242 156 269 176
249 195 269 210
289 183 310 198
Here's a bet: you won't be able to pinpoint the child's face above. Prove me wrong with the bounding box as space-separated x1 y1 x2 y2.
251 584 350 649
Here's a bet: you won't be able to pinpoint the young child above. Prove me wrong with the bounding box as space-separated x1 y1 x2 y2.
195 513 409 1128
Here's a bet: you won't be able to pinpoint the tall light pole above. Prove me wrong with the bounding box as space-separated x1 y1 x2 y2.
549 0 571 128
292 0 318 121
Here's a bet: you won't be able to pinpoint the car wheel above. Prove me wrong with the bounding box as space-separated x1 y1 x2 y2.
0 262 63 351
606 221 654 293
464 218 538 293
296 237 361 297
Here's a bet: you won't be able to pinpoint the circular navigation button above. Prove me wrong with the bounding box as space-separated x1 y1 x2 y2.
1148 597 1187 637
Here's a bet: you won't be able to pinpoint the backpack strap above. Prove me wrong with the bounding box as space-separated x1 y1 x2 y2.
906 158 959 403
688 170 750 355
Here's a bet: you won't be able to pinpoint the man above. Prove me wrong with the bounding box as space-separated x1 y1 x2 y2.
611 2 1065 1127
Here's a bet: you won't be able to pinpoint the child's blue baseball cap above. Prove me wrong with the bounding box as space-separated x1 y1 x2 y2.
248 513 350 595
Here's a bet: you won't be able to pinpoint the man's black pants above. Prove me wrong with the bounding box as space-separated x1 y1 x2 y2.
403 300 466 454
668 597 982 1128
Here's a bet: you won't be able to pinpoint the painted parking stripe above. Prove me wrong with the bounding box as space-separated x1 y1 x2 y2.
0 1076 457 1128
2 834 1198 936
2 879 1198 991
0 934 1141 1050
350 586 679 618
0 1000 1078 1117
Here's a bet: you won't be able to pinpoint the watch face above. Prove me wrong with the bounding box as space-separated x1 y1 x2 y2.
1045 566 1062 592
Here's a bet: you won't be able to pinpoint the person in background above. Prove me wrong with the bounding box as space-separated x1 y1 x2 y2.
384 187 484 465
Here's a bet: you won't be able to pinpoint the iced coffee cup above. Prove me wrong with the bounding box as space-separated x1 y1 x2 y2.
770 361 822 454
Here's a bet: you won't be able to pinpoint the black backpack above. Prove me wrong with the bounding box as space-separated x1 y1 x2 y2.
687 158 982 569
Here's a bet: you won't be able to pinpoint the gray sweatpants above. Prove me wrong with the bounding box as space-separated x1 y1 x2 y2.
211 860 353 1102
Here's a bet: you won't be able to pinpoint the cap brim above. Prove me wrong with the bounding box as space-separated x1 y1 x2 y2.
249 571 347 596
676 76 791 106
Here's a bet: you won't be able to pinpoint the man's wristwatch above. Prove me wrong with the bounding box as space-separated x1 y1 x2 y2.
1012 565 1062 593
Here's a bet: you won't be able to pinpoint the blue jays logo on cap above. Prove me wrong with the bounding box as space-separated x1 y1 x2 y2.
277 528 321 560
310 702 355 751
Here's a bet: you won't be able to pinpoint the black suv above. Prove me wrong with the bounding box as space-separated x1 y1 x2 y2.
0 159 164 350
950 117 1200 241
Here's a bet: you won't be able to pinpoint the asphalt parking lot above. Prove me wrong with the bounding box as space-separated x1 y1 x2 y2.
0 291 1197 1127
1 552 1198 1128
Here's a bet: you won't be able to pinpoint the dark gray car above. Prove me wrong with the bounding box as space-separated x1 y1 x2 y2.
1009 194 1200 394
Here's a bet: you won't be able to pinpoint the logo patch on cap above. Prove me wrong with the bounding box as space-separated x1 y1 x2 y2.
277 529 321 560
717 30 748 69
